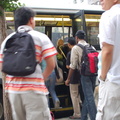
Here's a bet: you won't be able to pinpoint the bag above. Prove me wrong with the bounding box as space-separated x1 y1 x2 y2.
56 67 63 83
77 44 99 76
50 111 55 120
2 32 37 76
55 66 63 83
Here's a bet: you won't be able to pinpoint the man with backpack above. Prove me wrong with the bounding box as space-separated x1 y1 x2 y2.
66 30 97 120
0 7 57 120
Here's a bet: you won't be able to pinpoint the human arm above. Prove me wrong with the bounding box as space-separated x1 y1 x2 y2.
100 42 113 80
43 56 56 81
65 46 79 86
98 12 115 81
65 68 74 86
65 52 71 85
39 33 57 80
66 52 70 69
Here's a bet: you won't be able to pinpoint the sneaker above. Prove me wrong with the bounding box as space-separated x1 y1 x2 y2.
69 116 81 119
54 100 60 108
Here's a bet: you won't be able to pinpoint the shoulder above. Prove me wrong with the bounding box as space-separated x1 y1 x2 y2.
73 44 81 49
110 4 120 14
100 10 110 21
72 44 83 53
29 30 49 39
102 5 120 20
29 30 53 46
111 6 120 23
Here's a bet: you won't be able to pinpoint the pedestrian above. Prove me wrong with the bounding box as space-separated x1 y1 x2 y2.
56 39 69 80
96 0 120 120
66 30 97 120
65 37 82 119
40 59 60 109
0 7 57 120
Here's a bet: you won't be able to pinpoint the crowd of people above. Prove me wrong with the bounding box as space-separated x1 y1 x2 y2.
1 0 120 119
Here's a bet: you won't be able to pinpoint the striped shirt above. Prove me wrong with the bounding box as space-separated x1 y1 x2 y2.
0 25 57 95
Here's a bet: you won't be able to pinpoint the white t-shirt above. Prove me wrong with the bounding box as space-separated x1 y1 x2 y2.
98 4 120 84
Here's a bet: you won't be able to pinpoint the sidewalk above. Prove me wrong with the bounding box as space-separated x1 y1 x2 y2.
55 117 69 120
55 117 80 120
55 116 90 120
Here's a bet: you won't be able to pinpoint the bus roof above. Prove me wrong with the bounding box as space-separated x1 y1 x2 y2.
19 0 104 14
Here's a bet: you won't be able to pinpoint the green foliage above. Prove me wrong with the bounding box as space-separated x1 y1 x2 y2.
0 0 24 12
0 10 2 16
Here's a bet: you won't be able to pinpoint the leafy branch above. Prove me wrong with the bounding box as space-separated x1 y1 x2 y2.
0 0 24 13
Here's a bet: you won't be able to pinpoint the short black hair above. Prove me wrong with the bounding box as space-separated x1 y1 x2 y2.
68 37 76 45
14 7 36 30
75 30 86 39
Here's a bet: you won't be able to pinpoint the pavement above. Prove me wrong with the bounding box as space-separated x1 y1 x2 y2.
55 117 80 120
55 117 69 120
55 116 90 120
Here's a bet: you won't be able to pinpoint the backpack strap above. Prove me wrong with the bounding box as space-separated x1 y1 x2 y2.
77 44 90 63
77 44 84 49
77 44 90 49
77 44 85 65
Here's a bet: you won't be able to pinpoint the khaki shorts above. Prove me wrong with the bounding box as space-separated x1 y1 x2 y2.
8 92 52 120
96 80 120 120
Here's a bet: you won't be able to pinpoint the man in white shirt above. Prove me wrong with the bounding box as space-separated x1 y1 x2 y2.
96 0 120 120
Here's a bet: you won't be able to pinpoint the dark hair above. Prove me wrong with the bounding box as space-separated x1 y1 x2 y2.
68 37 76 45
75 30 86 39
14 7 36 30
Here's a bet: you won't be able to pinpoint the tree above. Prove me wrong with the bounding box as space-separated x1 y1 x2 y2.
0 1 22 120
0 0 22 44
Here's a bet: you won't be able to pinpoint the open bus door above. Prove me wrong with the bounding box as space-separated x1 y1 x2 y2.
72 10 103 50
72 10 88 41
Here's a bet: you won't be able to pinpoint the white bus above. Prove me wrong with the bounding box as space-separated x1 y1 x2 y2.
3 5 104 119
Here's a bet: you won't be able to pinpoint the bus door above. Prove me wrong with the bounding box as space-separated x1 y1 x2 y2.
84 11 103 50
72 10 103 50
72 10 88 41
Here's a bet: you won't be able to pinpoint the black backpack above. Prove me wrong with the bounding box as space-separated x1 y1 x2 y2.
2 32 37 76
77 44 99 76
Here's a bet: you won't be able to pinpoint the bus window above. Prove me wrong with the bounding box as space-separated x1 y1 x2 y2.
52 27 72 47
85 14 101 50
34 26 45 33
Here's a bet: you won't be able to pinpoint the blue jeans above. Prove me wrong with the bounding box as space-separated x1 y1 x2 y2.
81 75 97 120
45 71 59 107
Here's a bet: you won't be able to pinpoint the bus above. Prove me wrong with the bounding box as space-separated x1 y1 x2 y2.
0 6 104 119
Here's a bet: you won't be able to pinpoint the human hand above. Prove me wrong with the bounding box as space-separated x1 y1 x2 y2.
65 79 70 86
99 75 106 81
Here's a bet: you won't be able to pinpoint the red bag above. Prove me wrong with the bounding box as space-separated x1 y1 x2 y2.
77 44 99 76
50 111 55 120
